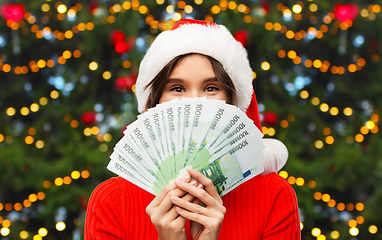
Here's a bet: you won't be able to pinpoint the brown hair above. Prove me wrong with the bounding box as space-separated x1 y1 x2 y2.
144 53 236 111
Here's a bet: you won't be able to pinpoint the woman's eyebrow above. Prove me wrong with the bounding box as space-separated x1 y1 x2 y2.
167 77 218 83
167 78 184 83
203 77 218 83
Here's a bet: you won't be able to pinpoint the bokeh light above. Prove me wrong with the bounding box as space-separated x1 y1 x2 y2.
369 225 378 234
349 227 359 236
311 228 321 237
0 228 10 236
56 222 66 231
20 230 29 239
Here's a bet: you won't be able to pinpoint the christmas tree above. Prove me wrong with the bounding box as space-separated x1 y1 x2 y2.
0 0 381 239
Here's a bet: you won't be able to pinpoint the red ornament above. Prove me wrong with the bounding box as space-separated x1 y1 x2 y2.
260 1 270 15
262 111 278 126
81 111 97 126
115 41 131 54
0 3 26 22
111 31 135 54
333 3 359 22
111 30 126 46
234 30 248 47
115 76 136 92
89 1 99 15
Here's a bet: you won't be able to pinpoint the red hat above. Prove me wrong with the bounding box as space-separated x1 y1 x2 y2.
136 19 253 115
135 19 288 174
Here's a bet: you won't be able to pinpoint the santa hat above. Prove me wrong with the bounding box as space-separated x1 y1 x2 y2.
135 19 288 174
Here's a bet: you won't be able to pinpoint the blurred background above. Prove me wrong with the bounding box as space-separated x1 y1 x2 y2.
0 0 381 239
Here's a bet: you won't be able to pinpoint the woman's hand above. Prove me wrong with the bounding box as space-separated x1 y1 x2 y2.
171 168 226 240
146 174 197 240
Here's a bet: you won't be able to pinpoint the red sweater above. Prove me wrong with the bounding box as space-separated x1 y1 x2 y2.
84 173 300 239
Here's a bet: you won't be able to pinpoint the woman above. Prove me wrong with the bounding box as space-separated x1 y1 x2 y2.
85 19 300 240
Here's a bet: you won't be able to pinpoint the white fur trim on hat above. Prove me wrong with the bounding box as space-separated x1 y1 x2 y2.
262 139 288 174
135 22 253 113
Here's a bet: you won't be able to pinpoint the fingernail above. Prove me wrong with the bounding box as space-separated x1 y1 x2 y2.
188 168 196 173
176 207 183 212
172 196 179 202
190 180 197 186
175 180 183 185
197 183 203 188
182 174 190 181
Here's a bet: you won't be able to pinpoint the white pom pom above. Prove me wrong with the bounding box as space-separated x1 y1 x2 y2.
261 138 288 175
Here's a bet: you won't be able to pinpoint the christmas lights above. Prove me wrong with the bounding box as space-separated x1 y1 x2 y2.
1 0 381 239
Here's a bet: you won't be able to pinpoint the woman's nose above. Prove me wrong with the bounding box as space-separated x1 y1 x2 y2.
185 89 201 98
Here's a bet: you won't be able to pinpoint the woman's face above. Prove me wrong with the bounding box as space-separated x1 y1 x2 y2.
159 54 228 104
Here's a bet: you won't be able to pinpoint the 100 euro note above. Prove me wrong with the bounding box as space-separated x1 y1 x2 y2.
122 121 168 185
112 124 168 195
107 151 155 194
197 134 265 196
131 99 185 184
138 106 171 182
147 101 177 182
108 98 265 196
185 98 223 166
177 101 265 195
182 100 262 170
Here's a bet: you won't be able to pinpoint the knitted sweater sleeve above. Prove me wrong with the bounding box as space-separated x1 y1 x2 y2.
220 173 300 239
84 177 127 240
262 173 301 240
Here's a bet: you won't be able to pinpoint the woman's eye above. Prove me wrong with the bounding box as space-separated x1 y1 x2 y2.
170 86 184 92
205 86 219 92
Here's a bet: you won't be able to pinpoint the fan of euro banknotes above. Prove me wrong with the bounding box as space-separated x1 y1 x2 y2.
107 98 265 196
